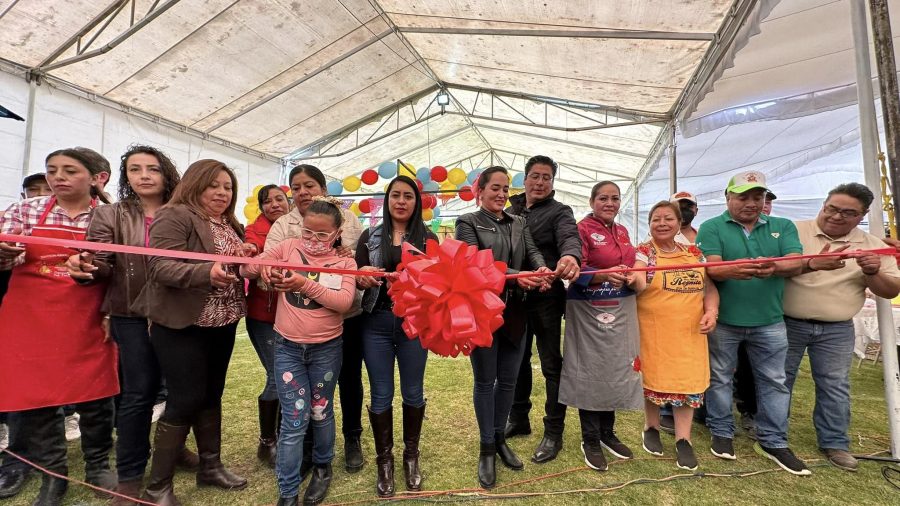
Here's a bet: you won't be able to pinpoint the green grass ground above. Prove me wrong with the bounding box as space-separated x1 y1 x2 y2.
5 324 899 505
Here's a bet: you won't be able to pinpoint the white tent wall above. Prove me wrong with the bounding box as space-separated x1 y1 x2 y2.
0 70 282 218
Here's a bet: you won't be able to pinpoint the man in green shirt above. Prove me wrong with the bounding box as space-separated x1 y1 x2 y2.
696 171 809 475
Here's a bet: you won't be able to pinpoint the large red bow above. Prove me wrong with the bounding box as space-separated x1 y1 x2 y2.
388 238 507 357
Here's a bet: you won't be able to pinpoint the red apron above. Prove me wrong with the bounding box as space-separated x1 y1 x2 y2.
0 197 119 411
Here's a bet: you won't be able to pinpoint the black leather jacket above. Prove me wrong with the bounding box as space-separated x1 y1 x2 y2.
455 209 546 279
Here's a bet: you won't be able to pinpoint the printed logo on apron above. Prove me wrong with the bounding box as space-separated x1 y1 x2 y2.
662 269 704 293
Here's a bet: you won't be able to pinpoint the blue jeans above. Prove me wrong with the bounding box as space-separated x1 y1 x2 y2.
362 309 428 413
706 321 791 448
274 335 342 497
470 333 527 444
246 318 279 401
784 317 854 451
110 316 161 481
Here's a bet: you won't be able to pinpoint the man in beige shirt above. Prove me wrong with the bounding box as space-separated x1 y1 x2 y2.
784 182 900 472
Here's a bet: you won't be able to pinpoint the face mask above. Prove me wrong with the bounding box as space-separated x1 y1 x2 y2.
300 237 334 256
680 207 696 226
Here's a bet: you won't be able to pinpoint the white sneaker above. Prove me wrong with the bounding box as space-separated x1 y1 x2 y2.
152 401 166 424
0 423 8 450
65 413 82 441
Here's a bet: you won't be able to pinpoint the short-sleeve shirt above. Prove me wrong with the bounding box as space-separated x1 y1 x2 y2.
784 220 900 321
696 211 803 327
578 214 635 270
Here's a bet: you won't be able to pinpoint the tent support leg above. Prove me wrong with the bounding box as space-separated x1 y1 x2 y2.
21 79 36 179
668 123 677 195
855 0 900 459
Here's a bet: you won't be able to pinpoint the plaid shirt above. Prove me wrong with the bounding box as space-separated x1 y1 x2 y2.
0 196 96 270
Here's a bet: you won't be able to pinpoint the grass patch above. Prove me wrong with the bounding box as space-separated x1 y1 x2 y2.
6 323 898 505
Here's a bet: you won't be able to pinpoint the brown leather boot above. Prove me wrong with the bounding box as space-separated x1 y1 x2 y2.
194 408 248 490
142 421 190 506
176 444 200 471
110 478 142 506
402 402 425 491
368 406 394 497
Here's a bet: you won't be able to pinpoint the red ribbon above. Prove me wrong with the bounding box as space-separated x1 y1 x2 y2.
389 239 507 357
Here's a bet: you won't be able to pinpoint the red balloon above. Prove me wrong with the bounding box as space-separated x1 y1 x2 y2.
358 198 372 214
459 185 474 201
431 166 447 182
416 179 424 191
361 169 379 186
279 185 290 193
422 194 436 209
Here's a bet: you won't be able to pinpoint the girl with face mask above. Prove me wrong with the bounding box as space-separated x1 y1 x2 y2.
241 197 358 506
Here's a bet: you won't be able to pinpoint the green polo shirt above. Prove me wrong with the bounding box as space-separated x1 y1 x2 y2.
696 212 803 327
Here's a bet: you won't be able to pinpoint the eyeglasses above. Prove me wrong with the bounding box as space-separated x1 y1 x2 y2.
822 205 864 219
299 227 337 241
526 173 553 182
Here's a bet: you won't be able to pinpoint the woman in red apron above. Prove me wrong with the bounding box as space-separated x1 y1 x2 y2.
0 147 119 505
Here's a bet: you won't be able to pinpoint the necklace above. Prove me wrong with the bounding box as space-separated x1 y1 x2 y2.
657 243 679 253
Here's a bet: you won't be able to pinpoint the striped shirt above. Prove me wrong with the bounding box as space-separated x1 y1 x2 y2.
0 196 96 270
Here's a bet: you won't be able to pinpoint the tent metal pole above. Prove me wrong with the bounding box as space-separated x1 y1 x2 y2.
20 79 36 178
853 0 900 458
668 123 677 194
632 190 639 239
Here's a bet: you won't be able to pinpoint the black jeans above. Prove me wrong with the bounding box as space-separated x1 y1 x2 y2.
509 294 567 438
338 314 365 438
471 333 527 444
734 341 757 416
0 412 27 474
0 398 114 477
579 410 615 442
111 316 162 481
150 322 238 425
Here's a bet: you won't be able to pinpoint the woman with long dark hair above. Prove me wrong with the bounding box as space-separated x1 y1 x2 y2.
243 184 291 467
135 160 248 505
67 145 201 504
0 147 118 505
355 175 437 497
455 167 550 488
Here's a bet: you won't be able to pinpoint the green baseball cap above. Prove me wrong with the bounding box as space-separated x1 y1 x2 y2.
726 170 769 194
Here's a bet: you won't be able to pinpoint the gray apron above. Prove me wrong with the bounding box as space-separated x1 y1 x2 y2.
559 283 643 411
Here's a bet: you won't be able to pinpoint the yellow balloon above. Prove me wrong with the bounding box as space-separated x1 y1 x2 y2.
350 202 361 216
243 203 260 223
343 175 362 192
246 195 256 203
440 180 457 190
251 184 264 197
447 167 466 186
422 208 433 221
384 183 390 192
504 201 511 208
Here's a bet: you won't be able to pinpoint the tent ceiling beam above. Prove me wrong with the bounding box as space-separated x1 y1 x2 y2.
203 27 395 134
448 83 671 121
441 148 492 172
450 110 666 133
490 148 634 182
287 84 441 160
0 0 22 22
474 123 648 161
32 0 182 75
399 27 716 42
34 0 130 70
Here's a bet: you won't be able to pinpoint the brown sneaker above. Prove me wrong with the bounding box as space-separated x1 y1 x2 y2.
821 448 858 472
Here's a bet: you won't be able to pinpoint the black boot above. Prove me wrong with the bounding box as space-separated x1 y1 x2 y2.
0 467 31 499
276 496 299 506
31 475 67 506
402 402 425 491
368 407 394 497
344 433 364 473
142 421 190 506
478 442 496 489
495 433 524 470
302 463 332 505
257 398 279 468
78 398 117 498
194 408 248 490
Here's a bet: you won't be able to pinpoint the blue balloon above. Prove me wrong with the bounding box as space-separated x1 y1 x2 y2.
424 181 438 192
417 167 431 182
467 169 483 185
432 206 440 219
326 180 343 195
378 161 397 179
511 172 525 187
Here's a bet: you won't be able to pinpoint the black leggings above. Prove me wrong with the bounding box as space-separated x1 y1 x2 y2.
150 322 238 425
579 410 615 442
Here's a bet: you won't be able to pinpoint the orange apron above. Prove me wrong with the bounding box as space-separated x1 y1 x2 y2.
0 197 119 411
636 244 709 395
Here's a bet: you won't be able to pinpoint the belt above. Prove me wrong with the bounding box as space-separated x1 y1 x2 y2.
785 316 849 325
